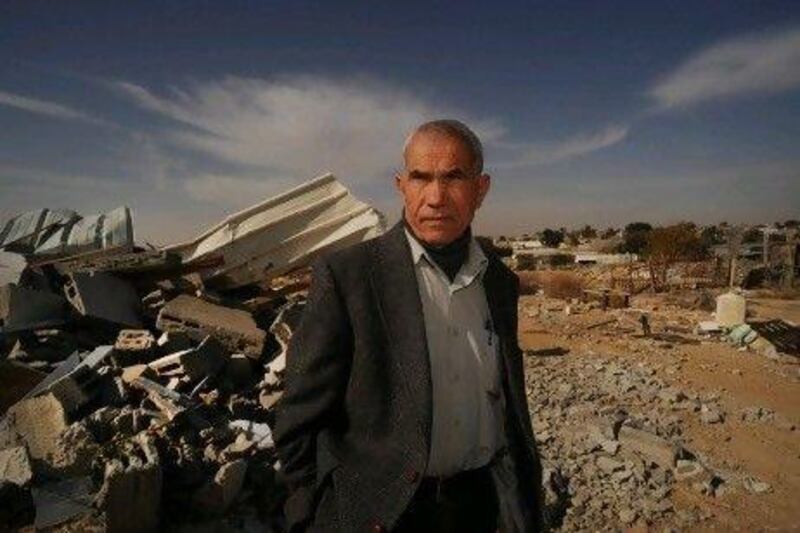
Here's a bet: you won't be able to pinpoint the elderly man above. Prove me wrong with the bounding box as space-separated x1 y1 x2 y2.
274 120 544 532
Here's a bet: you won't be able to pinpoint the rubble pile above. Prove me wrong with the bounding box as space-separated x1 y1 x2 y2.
527 346 791 531
0 174 384 531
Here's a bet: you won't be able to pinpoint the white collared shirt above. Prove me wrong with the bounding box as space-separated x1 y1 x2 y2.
405 230 505 477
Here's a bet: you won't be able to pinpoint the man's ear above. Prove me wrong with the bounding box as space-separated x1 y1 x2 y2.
476 173 491 207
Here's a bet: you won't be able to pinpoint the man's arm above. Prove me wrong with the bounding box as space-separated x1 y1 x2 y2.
273 259 353 529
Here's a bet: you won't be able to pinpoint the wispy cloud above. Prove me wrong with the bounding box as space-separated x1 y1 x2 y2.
0 90 107 125
113 76 503 188
501 125 629 168
649 26 800 110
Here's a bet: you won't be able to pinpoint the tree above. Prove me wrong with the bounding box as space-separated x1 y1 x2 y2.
600 227 618 239
540 228 564 248
578 225 597 240
645 222 705 291
566 231 580 247
620 222 652 255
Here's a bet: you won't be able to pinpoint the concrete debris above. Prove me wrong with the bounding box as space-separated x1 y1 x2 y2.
742 476 772 494
113 329 156 365
0 178 386 531
193 459 248 516
700 404 725 424
157 295 266 359
31 476 94 530
0 446 33 486
673 459 705 482
96 436 162 533
5 393 68 461
0 360 45 414
0 283 68 332
148 335 226 382
64 271 142 327
618 426 679 468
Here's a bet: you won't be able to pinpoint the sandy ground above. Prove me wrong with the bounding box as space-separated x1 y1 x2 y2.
518 293 800 532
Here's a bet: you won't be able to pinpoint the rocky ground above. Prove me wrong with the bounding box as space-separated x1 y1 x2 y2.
519 293 800 532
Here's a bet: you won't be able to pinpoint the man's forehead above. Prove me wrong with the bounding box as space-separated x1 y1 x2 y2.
403 131 472 171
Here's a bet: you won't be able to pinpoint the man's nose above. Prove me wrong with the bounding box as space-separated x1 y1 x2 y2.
425 178 447 206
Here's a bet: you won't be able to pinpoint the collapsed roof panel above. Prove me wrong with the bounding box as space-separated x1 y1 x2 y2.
168 173 385 289
35 206 134 258
0 209 79 254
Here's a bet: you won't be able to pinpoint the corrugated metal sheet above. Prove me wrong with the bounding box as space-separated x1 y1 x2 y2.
33 206 134 258
168 173 385 289
0 209 78 254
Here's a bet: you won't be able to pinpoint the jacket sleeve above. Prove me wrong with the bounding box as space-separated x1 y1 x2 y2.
273 258 353 530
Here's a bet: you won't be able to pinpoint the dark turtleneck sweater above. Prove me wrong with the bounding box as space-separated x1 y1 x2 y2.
404 218 471 282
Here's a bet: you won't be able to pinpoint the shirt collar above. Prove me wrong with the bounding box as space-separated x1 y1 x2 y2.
404 228 489 289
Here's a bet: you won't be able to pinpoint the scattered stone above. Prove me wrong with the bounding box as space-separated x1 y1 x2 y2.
618 426 678 468
743 476 772 494
700 404 724 424
673 459 705 482
0 446 33 486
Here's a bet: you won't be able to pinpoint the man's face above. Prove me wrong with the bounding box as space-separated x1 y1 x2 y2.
396 131 490 246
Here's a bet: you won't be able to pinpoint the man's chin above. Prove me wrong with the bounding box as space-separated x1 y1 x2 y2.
415 227 460 247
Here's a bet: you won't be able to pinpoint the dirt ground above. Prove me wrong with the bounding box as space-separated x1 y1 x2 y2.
518 293 800 532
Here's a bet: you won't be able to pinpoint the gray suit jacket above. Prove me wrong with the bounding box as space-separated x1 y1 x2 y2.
273 222 544 532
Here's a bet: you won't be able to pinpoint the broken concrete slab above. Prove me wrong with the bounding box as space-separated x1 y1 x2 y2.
0 283 68 332
32 476 95 530
167 173 385 289
5 393 68 461
156 295 265 359
96 438 162 533
618 426 678 468
0 446 33 486
121 363 157 385
715 291 746 327
0 360 45 415
64 271 142 327
43 345 114 414
156 330 193 354
193 459 247 515
148 335 226 381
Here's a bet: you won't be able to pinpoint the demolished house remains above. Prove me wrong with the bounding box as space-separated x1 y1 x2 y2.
0 173 384 531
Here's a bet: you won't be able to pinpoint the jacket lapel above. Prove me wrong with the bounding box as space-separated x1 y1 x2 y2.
369 222 432 443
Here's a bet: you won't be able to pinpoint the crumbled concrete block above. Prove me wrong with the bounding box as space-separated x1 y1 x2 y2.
596 455 624 474
618 426 678 468
0 361 45 415
64 271 142 327
44 345 114 414
700 404 724 424
31 476 95 530
148 336 226 381
156 331 193 354
113 329 156 365
156 295 265 359
0 283 67 332
0 446 33 486
96 437 162 533
5 393 68 461
743 476 772 494
194 459 247 515
674 459 705 482
121 364 156 384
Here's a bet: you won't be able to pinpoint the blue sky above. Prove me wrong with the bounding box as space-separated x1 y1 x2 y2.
1 0 798 252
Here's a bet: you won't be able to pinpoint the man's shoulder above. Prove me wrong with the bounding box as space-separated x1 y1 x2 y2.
476 238 519 287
